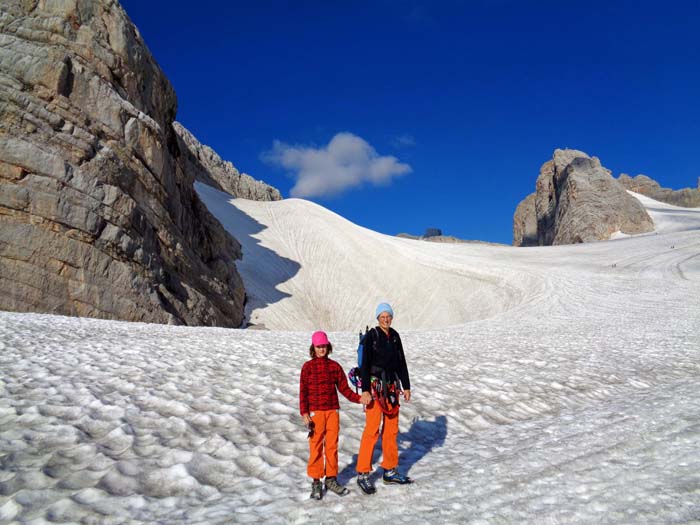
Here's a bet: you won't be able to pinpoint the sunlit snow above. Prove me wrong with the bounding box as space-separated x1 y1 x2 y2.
1 187 699 523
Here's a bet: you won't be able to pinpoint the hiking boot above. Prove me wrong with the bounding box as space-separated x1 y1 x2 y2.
383 468 412 485
310 479 323 500
325 477 349 496
356 472 376 494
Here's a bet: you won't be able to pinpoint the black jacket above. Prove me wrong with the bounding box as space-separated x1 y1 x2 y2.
360 326 410 393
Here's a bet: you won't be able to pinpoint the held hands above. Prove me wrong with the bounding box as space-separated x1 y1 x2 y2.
360 391 372 406
359 390 410 406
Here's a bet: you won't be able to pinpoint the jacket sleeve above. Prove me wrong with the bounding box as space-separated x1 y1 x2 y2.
359 329 374 393
336 363 362 403
299 363 310 415
396 333 411 390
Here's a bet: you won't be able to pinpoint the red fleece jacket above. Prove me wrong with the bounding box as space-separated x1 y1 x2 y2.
299 356 361 415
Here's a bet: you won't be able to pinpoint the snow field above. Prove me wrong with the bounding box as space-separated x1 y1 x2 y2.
1 189 699 523
2 297 699 523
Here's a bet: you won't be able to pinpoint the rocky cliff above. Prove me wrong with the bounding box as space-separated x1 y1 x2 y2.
173 122 281 202
0 1 256 326
512 193 537 247
513 149 654 246
617 173 700 208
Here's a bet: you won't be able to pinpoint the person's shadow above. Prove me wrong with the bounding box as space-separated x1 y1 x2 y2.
337 416 447 484
397 415 447 475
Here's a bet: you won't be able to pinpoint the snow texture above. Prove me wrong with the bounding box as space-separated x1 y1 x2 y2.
1 188 699 524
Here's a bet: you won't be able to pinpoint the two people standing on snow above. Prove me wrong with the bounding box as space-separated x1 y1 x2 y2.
298 302 412 500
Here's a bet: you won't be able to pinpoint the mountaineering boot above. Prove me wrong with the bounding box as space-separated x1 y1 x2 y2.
310 479 323 500
383 468 413 485
356 472 376 495
325 477 350 496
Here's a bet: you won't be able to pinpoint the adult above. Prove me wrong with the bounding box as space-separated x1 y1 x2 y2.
356 302 412 494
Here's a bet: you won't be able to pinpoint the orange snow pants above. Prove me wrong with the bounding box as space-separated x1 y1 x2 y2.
307 409 340 479
356 400 399 473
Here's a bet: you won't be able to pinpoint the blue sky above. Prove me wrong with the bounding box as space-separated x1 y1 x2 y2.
121 0 699 244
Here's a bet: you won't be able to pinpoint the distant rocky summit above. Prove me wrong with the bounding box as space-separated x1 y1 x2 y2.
512 194 537 247
0 1 279 326
617 174 700 208
397 232 505 246
174 122 281 202
423 227 442 238
513 149 654 246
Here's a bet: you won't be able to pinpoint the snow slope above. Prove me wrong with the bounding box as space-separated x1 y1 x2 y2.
197 183 700 332
1 188 699 524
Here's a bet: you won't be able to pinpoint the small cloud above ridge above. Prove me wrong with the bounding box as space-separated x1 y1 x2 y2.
262 132 412 198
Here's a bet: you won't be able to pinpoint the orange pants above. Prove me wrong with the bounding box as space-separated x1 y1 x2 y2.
356 400 399 473
307 409 340 479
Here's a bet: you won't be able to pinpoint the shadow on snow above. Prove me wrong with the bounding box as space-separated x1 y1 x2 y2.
195 182 301 326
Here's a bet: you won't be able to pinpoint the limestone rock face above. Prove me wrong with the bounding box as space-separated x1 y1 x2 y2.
512 193 537 247
173 122 281 201
618 174 700 208
513 149 654 246
0 1 246 326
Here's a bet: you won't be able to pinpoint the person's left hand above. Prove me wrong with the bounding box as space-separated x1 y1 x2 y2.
403 389 411 402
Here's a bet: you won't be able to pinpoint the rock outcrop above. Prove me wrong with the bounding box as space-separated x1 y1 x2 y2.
396 233 505 246
512 193 537 247
0 1 250 326
513 149 654 246
618 174 700 208
173 122 282 201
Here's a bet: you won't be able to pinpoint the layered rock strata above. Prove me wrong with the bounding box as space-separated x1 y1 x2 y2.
618 174 700 208
513 149 654 246
173 122 281 201
0 1 247 326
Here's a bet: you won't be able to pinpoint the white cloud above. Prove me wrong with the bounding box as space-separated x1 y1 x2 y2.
262 132 412 198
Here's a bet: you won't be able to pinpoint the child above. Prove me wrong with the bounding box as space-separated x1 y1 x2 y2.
299 330 362 500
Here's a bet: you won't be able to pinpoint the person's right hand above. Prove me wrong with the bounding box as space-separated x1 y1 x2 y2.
302 414 312 426
360 392 372 406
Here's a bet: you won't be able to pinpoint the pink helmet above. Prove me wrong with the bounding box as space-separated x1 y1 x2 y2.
311 331 330 346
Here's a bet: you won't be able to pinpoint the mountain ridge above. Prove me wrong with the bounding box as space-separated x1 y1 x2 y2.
0 0 280 327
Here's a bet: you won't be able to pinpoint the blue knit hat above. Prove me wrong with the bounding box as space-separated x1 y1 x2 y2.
375 302 394 319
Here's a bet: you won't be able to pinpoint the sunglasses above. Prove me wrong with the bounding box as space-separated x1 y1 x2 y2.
314 344 328 349
307 421 315 438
